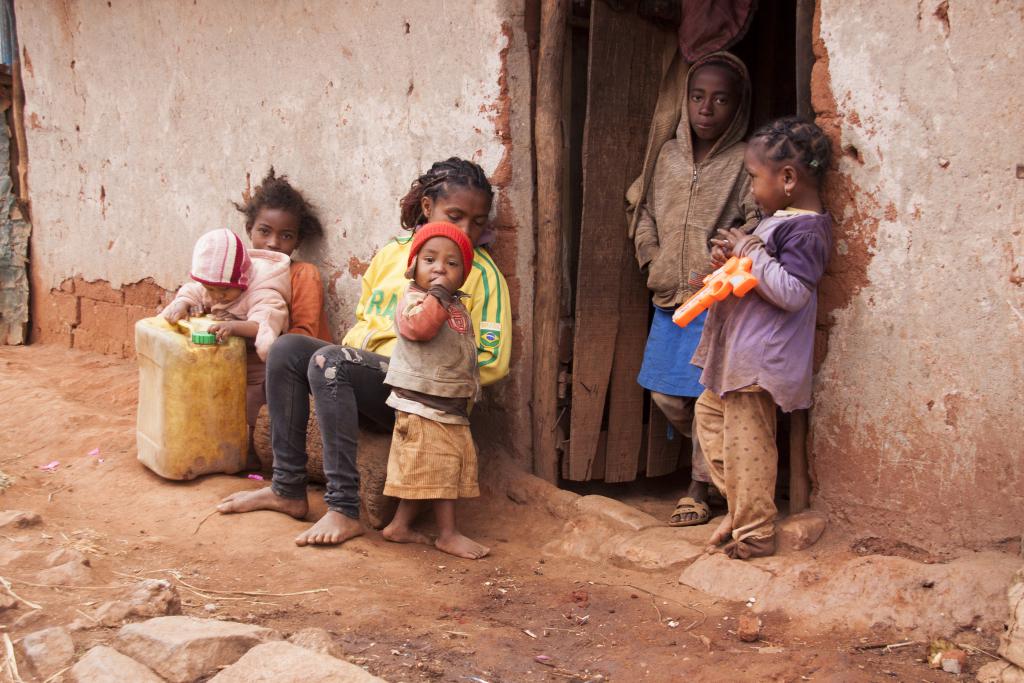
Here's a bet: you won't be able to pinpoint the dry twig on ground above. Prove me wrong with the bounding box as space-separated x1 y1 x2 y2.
0 575 42 609
2 633 24 683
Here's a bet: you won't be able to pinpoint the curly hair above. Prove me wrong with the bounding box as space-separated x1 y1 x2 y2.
750 116 832 182
234 167 323 242
398 157 493 230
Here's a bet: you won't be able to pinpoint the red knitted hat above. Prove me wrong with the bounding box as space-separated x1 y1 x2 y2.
190 228 251 290
406 222 474 287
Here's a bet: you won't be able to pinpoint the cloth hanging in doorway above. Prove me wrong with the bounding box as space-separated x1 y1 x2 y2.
678 0 758 62
625 0 757 239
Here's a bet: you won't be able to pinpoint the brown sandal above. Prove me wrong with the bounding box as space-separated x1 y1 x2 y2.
668 497 711 527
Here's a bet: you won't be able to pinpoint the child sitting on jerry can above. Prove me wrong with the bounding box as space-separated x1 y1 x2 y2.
136 229 290 480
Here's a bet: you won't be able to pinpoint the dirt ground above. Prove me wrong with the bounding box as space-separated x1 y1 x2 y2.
0 345 997 682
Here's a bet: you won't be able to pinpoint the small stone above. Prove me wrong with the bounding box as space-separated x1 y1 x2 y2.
21 626 75 679
0 549 25 567
204 603 219 613
68 645 163 683
0 592 17 612
89 579 182 626
45 547 87 567
737 614 762 642
0 510 42 529
113 616 281 683
940 649 966 674
209 641 387 682
776 510 828 552
938 157 950 168
36 555 94 587
288 628 344 659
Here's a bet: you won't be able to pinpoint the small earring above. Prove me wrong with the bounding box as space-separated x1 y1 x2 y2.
785 188 792 197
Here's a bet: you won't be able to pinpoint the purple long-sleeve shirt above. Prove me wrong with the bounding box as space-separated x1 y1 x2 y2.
691 210 833 412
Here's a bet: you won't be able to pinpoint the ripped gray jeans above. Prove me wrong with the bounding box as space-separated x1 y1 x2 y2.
265 334 395 519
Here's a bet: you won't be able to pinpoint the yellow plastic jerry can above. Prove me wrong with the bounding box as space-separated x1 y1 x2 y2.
134 316 248 480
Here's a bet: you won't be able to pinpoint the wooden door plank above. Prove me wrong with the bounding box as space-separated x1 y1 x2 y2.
568 0 666 481
603 18 666 483
532 0 570 483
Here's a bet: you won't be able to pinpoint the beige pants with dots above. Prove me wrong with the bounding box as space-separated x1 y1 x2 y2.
695 386 778 545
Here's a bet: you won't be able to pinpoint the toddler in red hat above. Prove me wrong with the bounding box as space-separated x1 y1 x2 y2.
161 228 291 434
380 222 488 560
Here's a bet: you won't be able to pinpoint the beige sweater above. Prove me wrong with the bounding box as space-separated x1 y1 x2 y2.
630 51 759 308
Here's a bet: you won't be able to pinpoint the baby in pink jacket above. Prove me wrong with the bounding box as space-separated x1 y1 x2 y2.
161 228 291 431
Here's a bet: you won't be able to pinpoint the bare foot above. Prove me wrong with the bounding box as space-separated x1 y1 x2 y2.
435 531 489 560
295 510 364 547
706 512 733 553
217 487 307 519
381 523 431 546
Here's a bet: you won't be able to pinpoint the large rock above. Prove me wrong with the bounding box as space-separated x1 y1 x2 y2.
209 641 387 683
20 626 74 679
977 660 1024 683
68 646 163 683
544 514 702 572
253 404 396 529
113 616 281 683
572 495 662 532
0 509 41 529
776 510 828 552
680 550 1020 635
607 527 704 571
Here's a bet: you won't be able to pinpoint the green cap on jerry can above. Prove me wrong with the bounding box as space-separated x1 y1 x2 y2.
191 331 217 345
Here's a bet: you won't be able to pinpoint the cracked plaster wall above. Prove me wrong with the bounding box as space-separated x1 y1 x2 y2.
812 0 1024 549
15 0 535 463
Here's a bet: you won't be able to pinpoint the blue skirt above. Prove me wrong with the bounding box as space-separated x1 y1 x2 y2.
637 307 706 398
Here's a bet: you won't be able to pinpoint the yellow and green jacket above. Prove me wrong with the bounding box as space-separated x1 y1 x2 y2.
341 236 511 386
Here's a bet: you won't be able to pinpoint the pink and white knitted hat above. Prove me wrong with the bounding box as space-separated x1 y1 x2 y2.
190 229 251 290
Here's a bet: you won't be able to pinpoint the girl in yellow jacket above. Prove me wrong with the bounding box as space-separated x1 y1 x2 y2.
217 157 511 549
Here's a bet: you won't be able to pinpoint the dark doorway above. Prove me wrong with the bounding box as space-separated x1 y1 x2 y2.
558 0 805 486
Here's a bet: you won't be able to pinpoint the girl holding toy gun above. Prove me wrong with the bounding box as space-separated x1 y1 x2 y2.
693 117 833 560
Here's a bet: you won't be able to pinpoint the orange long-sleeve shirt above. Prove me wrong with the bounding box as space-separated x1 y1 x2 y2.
288 261 333 343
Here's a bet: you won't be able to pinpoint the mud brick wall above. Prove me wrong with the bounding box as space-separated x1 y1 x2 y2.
33 278 172 358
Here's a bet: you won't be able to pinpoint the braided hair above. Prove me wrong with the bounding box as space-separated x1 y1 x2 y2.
234 167 323 242
399 157 493 230
750 117 832 183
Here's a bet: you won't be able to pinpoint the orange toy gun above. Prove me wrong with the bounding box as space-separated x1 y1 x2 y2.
672 256 758 328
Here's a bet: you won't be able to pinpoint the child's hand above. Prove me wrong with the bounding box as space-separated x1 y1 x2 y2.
208 321 237 343
162 301 201 324
712 227 752 258
710 244 729 268
428 273 456 294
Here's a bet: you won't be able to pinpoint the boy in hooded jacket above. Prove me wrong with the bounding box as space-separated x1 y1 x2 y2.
631 51 758 527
